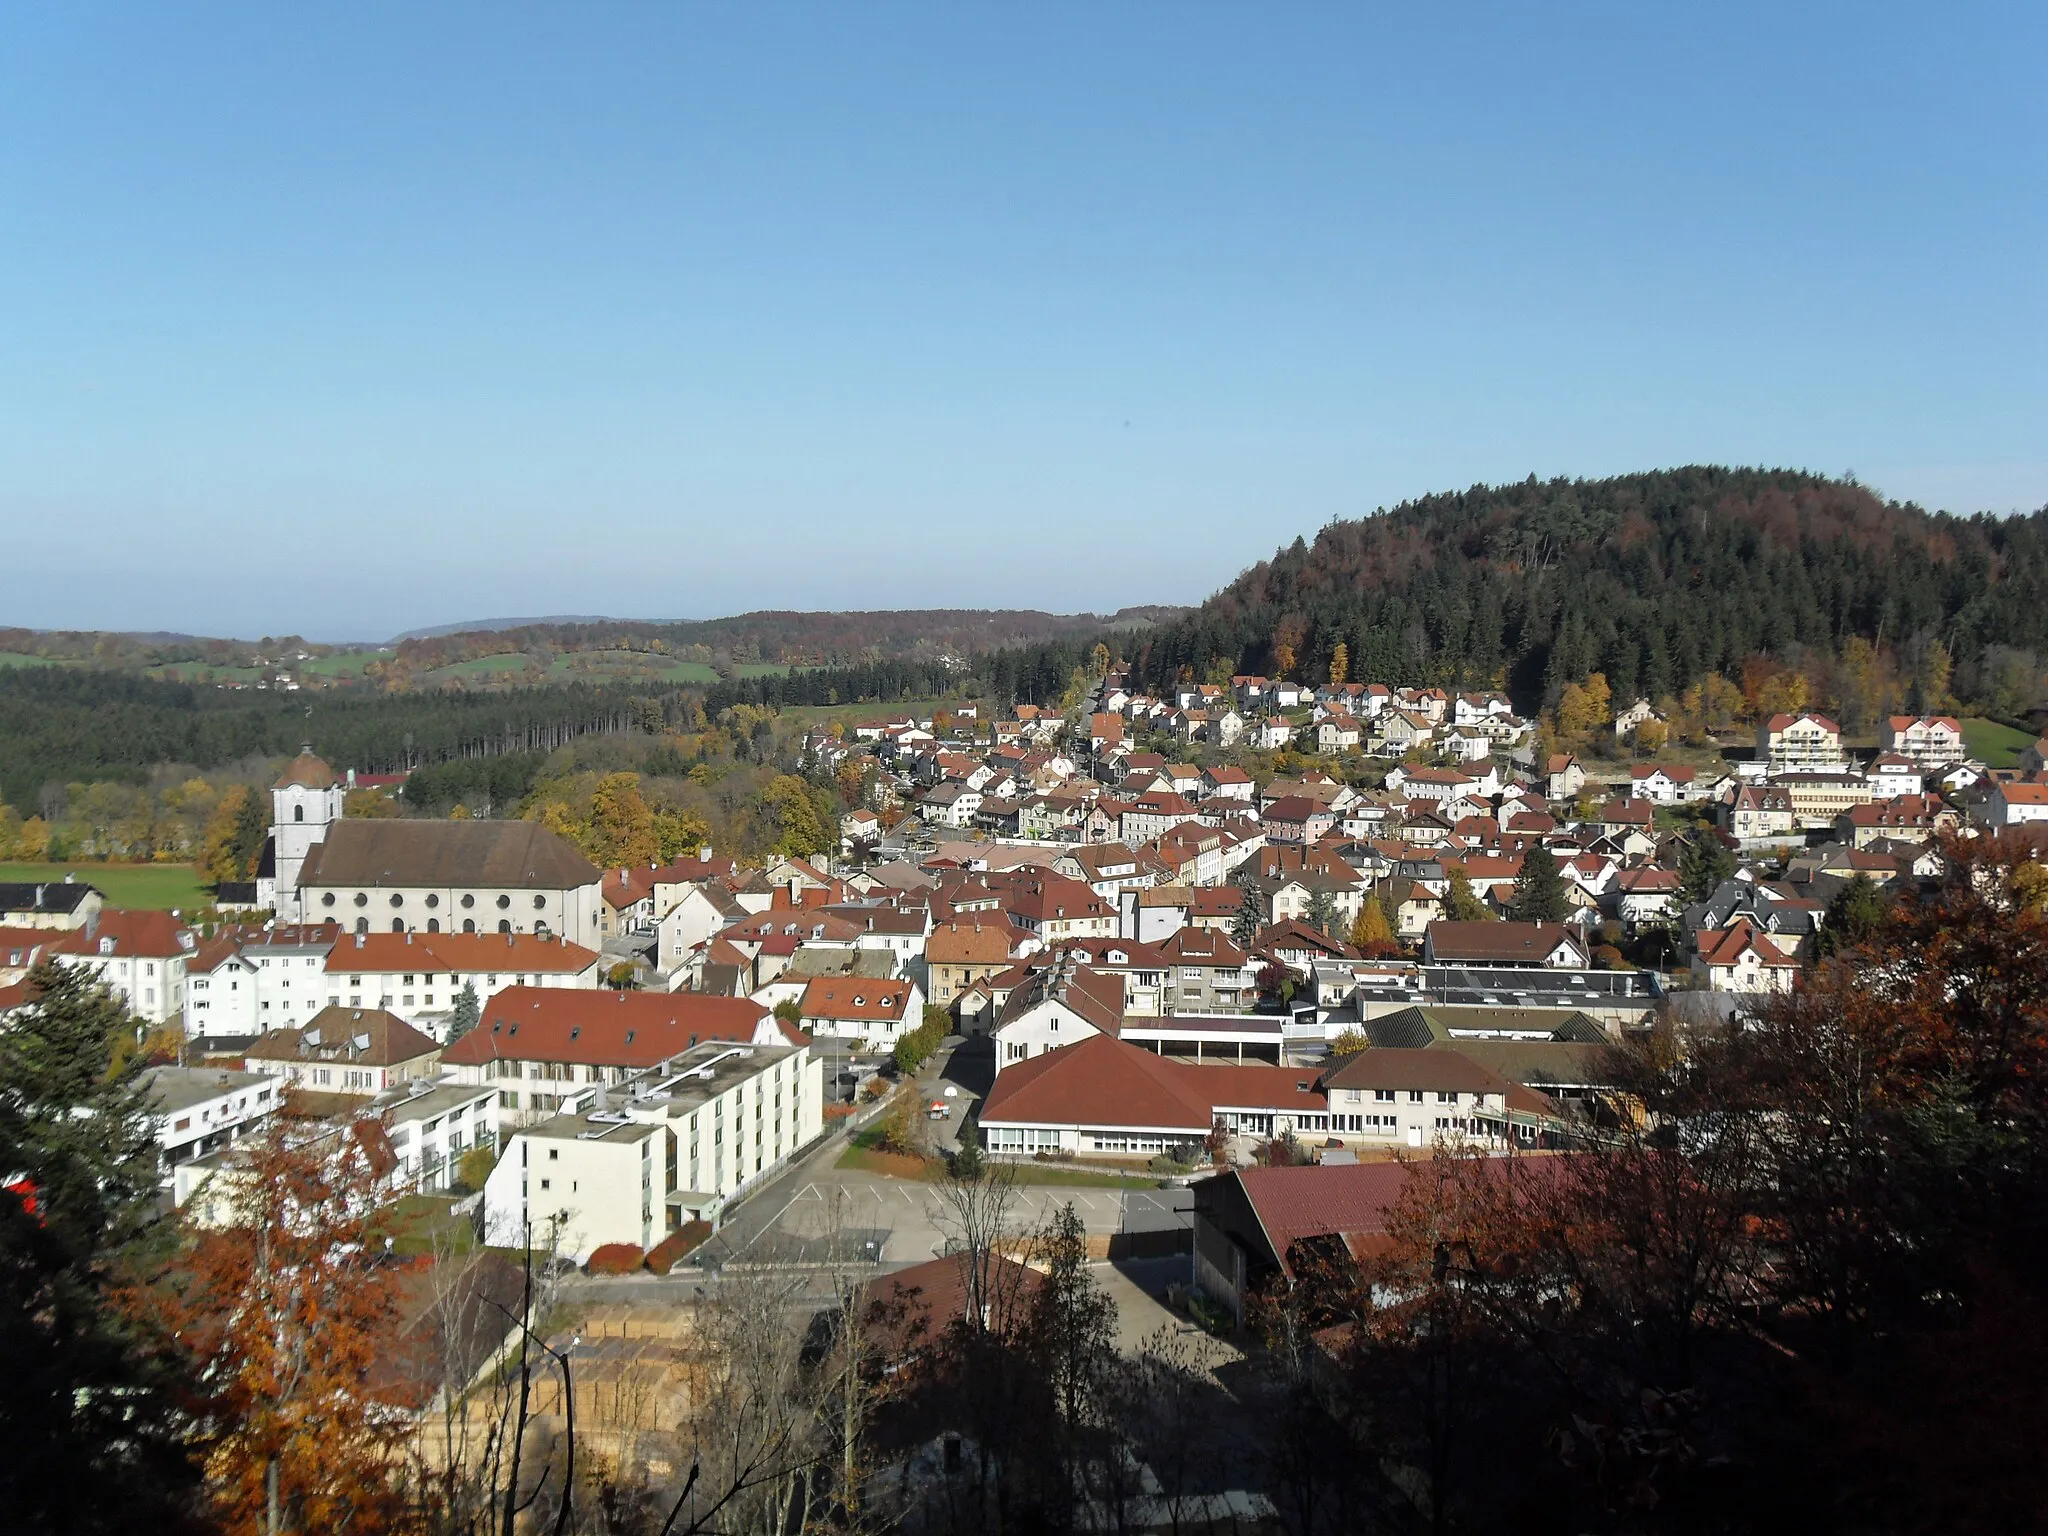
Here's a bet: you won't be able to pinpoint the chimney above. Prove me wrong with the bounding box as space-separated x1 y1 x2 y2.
354 931 365 949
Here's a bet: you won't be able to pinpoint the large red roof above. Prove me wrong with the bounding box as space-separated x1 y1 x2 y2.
980 1034 1327 1132
323 931 600 975
441 986 770 1068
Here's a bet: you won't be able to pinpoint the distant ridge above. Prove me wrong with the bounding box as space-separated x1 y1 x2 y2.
390 615 625 642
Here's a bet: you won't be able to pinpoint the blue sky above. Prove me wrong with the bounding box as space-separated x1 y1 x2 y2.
2 3 2042 641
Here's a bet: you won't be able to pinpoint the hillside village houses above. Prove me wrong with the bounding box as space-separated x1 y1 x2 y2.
39 668 2048 1260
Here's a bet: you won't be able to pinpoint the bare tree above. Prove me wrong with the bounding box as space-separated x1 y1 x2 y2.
929 1155 1022 1334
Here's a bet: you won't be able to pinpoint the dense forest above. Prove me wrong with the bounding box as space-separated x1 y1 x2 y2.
0 668 669 814
393 606 1177 672
1132 468 2048 722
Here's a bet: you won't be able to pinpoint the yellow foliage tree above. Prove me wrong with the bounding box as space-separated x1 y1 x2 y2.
1635 717 1670 755
1556 672 1613 738
1329 643 1349 687
15 816 49 860
1350 896 1394 951
587 772 659 868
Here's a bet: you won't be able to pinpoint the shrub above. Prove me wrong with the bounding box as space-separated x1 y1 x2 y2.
1592 944 1630 970
454 1143 498 1195
645 1221 712 1275
585 1243 644 1275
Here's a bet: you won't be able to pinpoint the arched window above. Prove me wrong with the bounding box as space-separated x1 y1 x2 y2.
462 919 476 934
354 917 368 936
426 918 440 933
497 920 512 935
294 805 304 823
391 919 404 933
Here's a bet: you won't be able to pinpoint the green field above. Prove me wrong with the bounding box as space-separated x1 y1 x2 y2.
0 862 210 912
0 651 74 668
301 649 392 678
1963 717 2034 769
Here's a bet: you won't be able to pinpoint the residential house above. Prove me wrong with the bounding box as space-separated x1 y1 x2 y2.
1757 712 1844 770
1837 793 1956 848
142 1065 283 1197
1984 781 2048 829
244 1007 440 1096
795 976 925 1042
1885 715 1966 770
1692 920 1800 994
1722 785 1797 842
992 960 1127 1069
52 909 195 1025
0 878 103 930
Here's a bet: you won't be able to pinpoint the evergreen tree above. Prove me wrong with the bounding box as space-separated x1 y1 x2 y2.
1305 885 1338 938
1231 878 1264 950
447 979 482 1042
230 782 269 879
0 961 194 1529
1679 831 1738 905
1507 844 1572 924
1813 872 1889 959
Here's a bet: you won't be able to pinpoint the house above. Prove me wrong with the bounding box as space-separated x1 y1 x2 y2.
992 959 1127 1069
1885 715 1966 770
1757 712 1844 770
1864 754 1925 799
1722 785 1797 842
244 1007 441 1096
926 919 1023 1008
0 878 103 930
141 1066 283 1198
1613 698 1664 737
1315 715 1363 753
1422 921 1588 969
1545 755 1586 802
1627 764 1697 806
796 976 925 1042
1203 765 1256 802
482 1038 822 1257
51 909 196 1024
1837 794 1956 848
1774 772 1875 828
1262 796 1337 846
1692 920 1800 994
441 988 785 1119
1984 781 2048 829
1610 867 1683 930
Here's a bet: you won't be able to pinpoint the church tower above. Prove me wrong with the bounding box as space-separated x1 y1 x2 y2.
268 748 344 921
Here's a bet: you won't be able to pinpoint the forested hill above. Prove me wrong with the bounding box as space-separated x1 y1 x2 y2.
1131 467 2048 717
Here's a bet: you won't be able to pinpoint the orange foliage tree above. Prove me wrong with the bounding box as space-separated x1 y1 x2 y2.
167 1113 413 1536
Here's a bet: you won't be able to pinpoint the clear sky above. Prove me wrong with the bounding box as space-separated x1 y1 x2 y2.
3 3 2042 641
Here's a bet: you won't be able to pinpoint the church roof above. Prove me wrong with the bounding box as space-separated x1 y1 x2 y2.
298 820 601 891
274 749 340 790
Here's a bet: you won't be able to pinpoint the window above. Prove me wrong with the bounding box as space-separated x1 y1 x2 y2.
497 895 511 910
391 919 404 933
498 921 512 934
354 892 368 907
539 1178 551 1191
533 895 546 910
1438 1091 1458 1104
462 894 475 909
1374 1088 1396 1102
1408 1090 1424 1103
463 920 476 934
426 894 440 909
322 893 336 908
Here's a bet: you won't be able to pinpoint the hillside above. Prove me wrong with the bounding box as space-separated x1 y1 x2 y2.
1132 467 2048 725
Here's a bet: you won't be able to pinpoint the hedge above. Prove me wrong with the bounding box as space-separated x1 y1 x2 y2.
585 1242 645 1275
645 1221 713 1276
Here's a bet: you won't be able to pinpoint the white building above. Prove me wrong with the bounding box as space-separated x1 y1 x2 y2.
265 750 348 917
482 1038 824 1260
140 1065 284 1199
52 910 196 1025
377 1079 499 1193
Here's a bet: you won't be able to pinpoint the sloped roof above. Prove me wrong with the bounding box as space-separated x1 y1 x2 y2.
797 977 914 1023
926 919 1018 966
1425 921 1582 964
322 931 600 975
440 986 770 1067
56 909 193 960
1320 1047 1511 1095
979 1034 1213 1131
299 819 600 892
996 961 1126 1034
1232 1163 1413 1276
247 1007 438 1067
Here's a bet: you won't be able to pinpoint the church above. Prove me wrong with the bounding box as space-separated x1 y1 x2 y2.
257 750 606 948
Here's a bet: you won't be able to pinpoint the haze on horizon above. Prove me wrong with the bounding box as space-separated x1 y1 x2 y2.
2 3 2042 642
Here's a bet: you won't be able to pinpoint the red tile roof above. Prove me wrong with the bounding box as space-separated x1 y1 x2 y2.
441 986 770 1068
982 1034 1327 1131
55 909 193 960
798 977 915 1023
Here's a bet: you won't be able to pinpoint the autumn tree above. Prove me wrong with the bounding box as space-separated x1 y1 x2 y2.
173 1113 412 1536
1328 642 1349 687
1555 671 1612 738
763 774 831 858
587 771 659 868
1350 892 1399 955
0 961 196 1530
